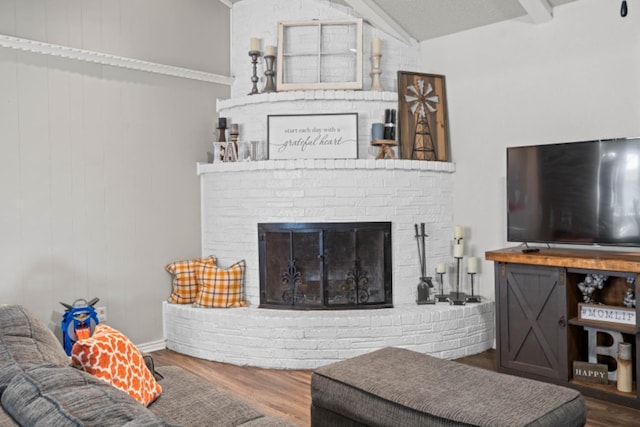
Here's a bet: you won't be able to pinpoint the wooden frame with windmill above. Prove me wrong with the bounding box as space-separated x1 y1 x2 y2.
397 72 450 161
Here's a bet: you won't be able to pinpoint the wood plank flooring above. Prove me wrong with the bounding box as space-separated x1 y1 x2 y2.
151 348 640 426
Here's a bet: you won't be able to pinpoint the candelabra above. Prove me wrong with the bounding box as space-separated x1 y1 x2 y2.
262 54 276 93
435 269 448 302
370 54 382 91
248 50 261 95
466 272 480 303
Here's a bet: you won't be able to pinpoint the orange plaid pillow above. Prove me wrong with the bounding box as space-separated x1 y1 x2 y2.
70 324 162 406
165 256 216 304
194 260 248 308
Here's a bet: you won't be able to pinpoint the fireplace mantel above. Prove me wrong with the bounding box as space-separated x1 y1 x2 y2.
197 159 455 175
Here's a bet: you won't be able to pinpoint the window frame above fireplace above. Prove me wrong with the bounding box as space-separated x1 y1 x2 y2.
258 222 393 310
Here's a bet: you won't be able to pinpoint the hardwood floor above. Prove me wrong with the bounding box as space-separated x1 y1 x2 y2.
151 348 640 426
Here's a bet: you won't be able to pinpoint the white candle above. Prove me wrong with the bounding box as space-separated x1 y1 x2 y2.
265 45 276 56
436 263 446 274
467 257 478 274
372 37 381 55
454 243 464 258
454 225 464 238
250 37 260 51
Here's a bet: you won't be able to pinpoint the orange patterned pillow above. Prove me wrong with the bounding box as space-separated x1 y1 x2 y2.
70 324 162 406
165 255 216 304
194 260 248 308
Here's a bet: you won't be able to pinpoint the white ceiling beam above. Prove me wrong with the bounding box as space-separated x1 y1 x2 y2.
344 0 417 45
517 0 553 24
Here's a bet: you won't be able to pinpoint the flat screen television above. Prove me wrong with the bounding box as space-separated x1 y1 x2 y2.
507 137 640 247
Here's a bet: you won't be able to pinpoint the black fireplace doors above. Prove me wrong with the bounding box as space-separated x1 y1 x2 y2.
258 222 392 309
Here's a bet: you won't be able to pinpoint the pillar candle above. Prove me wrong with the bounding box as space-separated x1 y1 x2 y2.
453 242 464 258
265 45 276 56
372 37 381 55
230 123 239 134
454 225 464 238
467 257 478 274
250 37 260 51
436 263 446 274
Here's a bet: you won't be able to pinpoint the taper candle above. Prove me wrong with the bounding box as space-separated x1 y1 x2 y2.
467 257 478 274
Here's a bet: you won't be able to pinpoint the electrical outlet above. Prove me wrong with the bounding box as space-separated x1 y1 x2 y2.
96 306 107 322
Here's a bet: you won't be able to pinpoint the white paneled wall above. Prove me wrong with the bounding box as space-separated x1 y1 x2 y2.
0 0 230 346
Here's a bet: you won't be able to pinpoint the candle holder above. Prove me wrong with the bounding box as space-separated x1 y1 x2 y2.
466 272 481 303
248 50 261 95
370 54 382 91
435 270 448 302
262 54 276 93
449 256 466 305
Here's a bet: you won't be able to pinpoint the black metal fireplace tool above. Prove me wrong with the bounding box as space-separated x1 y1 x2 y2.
415 223 435 304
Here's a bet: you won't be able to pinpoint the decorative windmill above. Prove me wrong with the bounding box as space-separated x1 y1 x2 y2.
404 79 440 160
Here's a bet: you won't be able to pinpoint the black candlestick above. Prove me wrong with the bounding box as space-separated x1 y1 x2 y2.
466 272 481 303
435 270 448 302
449 257 466 305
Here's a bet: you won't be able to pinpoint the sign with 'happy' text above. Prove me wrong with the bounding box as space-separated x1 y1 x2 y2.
267 113 358 160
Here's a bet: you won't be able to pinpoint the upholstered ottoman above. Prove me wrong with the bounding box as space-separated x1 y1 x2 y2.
311 347 586 427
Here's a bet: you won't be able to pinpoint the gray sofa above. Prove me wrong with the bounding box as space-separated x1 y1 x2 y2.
0 305 296 426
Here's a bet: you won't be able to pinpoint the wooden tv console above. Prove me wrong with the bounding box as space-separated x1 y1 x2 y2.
486 247 640 409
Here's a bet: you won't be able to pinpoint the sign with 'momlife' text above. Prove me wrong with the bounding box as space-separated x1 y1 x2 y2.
578 303 636 327
267 113 358 160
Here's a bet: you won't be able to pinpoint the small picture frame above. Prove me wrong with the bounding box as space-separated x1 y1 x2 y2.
397 71 450 161
267 113 358 160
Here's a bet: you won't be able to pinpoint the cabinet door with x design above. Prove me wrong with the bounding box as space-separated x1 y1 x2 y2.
496 263 568 381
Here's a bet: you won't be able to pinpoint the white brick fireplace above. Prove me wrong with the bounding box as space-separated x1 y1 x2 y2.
162 159 495 369
162 0 495 369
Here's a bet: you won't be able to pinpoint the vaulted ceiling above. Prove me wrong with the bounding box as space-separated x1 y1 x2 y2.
342 0 580 43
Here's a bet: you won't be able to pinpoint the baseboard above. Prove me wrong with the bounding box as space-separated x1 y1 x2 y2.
137 339 167 353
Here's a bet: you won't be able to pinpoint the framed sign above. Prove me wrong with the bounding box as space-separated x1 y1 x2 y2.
578 303 636 327
397 71 450 161
267 113 358 160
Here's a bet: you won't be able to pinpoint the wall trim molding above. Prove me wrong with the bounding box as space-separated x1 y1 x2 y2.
136 339 167 353
0 33 232 85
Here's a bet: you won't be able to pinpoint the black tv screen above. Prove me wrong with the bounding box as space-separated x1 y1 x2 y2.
507 137 640 246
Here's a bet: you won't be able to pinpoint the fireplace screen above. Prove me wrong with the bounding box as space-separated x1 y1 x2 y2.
258 222 392 309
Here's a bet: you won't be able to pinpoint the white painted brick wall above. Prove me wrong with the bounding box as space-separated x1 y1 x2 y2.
197 159 464 306
230 0 420 99
164 300 495 369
